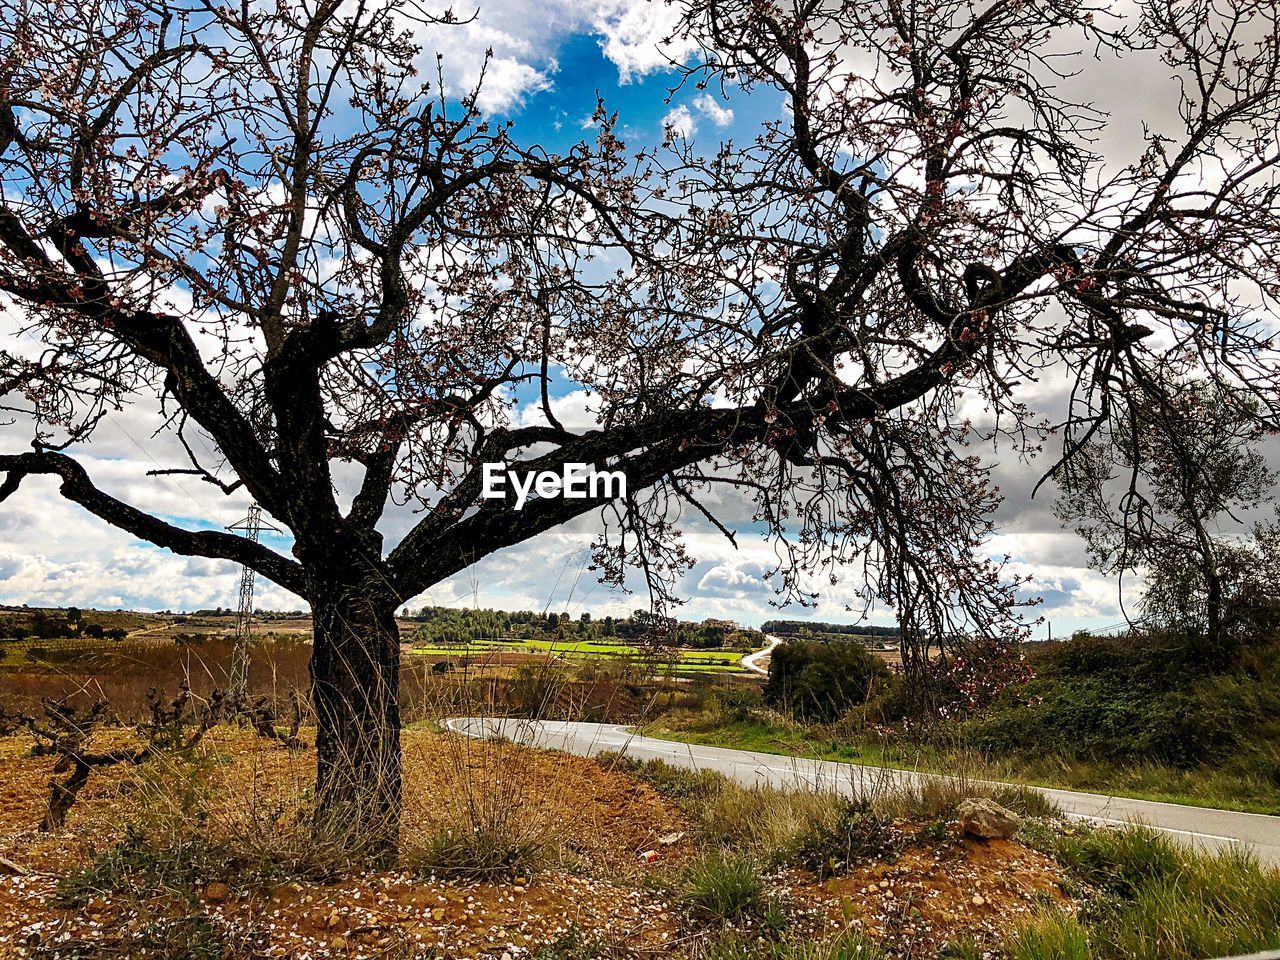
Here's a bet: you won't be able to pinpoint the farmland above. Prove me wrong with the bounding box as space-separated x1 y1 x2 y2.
408 636 749 674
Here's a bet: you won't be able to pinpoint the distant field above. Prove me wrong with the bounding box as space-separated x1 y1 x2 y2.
407 636 750 673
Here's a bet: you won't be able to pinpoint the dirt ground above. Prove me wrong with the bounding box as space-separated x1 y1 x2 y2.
0 727 1071 959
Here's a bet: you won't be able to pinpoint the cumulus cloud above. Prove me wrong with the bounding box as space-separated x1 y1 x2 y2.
693 94 733 126
696 560 769 598
420 16 559 113
591 0 696 83
408 0 693 114
662 104 696 138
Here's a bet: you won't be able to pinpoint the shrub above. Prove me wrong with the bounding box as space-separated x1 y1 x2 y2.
992 785 1061 820
414 822 547 881
596 752 726 802
53 826 227 908
681 852 766 922
963 630 1279 768
763 639 890 722
712 685 763 723
403 731 558 882
789 797 901 878
130 915 259 960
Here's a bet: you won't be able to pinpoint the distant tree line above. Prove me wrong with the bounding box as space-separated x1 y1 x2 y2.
407 606 763 650
762 620 899 640
0 609 126 642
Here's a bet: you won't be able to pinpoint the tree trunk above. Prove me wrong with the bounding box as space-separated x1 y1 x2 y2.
309 570 402 866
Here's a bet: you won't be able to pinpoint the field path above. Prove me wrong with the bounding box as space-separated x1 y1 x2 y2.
740 634 781 675
446 718 1280 866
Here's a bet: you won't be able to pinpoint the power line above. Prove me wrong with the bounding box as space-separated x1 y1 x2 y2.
226 504 280 700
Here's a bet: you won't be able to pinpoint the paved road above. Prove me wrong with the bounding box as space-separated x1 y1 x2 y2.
446 718 1280 866
740 634 781 675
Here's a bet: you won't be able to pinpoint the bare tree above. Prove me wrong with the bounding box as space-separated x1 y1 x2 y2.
3 0 1280 858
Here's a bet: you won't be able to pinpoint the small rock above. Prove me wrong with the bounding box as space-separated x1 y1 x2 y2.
329 936 347 950
972 894 986 907
956 797 1021 839
203 881 231 904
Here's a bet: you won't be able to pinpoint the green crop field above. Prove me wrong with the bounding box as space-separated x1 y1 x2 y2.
407 636 751 673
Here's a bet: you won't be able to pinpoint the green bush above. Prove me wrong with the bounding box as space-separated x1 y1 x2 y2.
681 852 766 922
964 631 1278 768
712 685 763 722
763 639 890 722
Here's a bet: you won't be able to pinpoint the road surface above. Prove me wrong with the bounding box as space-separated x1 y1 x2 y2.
446 718 1280 866
740 634 781 675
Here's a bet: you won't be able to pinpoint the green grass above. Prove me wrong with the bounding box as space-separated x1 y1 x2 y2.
409 637 750 673
1007 824 1280 960
679 852 766 922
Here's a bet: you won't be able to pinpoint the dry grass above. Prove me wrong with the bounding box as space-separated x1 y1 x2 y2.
696 783 845 860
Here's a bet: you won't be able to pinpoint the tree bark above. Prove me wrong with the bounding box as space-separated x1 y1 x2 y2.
309 565 402 865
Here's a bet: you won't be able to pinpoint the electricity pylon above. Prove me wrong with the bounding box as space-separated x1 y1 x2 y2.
227 505 279 702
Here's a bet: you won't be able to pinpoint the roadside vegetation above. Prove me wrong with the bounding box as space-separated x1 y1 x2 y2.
644 627 1280 814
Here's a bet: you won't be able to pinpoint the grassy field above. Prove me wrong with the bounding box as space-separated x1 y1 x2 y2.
408 636 750 674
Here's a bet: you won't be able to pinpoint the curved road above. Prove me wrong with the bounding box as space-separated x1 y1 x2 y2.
446 718 1280 866
740 634 781 675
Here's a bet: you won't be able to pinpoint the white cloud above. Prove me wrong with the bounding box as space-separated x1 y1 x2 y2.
693 94 733 127
406 0 694 114
696 561 767 598
591 0 695 83
662 104 696 138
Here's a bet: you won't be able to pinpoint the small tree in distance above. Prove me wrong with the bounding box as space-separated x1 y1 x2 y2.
4 0 1280 860
1055 382 1280 654
764 638 890 722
